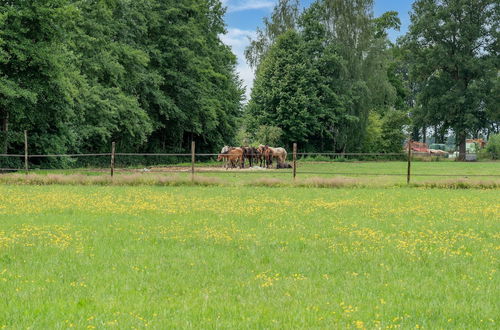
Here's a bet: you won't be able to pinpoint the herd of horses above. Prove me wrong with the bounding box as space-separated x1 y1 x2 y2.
217 145 292 169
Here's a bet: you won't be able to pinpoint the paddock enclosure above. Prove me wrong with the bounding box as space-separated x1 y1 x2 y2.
1 141 499 186
1 141 499 327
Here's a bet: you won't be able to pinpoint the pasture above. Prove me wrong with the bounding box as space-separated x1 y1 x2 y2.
13 160 500 186
0 185 498 328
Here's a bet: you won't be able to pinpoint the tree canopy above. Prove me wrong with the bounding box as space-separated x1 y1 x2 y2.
1 0 498 162
0 0 243 167
244 0 498 154
245 0 408 152
402 0 499 159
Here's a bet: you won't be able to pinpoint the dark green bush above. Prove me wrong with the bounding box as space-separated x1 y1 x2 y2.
486 134 500 160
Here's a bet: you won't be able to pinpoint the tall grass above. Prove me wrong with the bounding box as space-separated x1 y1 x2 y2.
1 173 498 189
0 174 223 187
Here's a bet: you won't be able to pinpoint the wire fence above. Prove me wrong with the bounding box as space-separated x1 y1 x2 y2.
0 137 499 182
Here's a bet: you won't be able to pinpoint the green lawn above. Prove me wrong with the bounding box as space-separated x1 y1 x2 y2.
0 185 498 328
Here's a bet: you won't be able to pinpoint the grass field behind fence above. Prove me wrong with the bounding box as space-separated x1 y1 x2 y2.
0 185 498 328
14 160 500 186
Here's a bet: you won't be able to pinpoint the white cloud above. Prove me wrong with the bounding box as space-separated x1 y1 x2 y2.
237 64 255 101
220 1 278 100
220 28 257 100
220 28 256 48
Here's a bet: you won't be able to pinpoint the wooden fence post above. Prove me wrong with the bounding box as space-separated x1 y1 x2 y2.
110 141 115 177
407 139 412 184
24 130 28 174
293 143 297 180
191 141 195 182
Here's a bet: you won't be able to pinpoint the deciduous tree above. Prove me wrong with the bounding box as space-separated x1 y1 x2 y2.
403 0 498 160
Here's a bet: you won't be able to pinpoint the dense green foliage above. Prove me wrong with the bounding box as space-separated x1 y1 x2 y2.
0 0 80 168
0 0 243 166
245 0 498 154
1 0 498 161
244 0 300 70
402 0 499 159
245 0 409 152
485 134 500 160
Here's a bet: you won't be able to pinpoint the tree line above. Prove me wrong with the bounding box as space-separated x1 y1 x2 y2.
244 0 498 159
1 0 498 165
0 0 243 167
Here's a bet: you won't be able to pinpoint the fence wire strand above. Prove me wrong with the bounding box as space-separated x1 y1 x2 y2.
296 152 406 156
28 153 111 158
1 149 498 179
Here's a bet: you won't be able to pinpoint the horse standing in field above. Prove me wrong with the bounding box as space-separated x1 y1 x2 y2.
251 147 262 167
269 147 287 167
253 147 263 167
258 145 287 168
241 146 259 168
217 147 244 169
264 147 274 168
257 145 267 167
257 145 274 168
220 146 230 167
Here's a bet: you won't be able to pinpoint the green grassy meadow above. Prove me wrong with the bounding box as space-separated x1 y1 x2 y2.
0 184 498 328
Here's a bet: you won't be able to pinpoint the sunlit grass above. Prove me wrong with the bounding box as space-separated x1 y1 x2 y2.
0 185 498 328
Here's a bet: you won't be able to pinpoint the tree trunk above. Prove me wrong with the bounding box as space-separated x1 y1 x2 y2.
422 126 427 144
439 127 446 144
411 126 420 141
162 129 166 151
457 131 466 161
320 130 324 152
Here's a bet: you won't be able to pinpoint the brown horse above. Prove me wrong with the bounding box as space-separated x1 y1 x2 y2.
254 147 263 167
257 145 287 168
252 147 262 167
219 146 231 168
257 145 266 167
217 147 244 169
257 145 274 168
264 148 273 168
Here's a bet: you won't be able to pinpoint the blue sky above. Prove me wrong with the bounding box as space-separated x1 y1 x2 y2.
220 0 414 98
